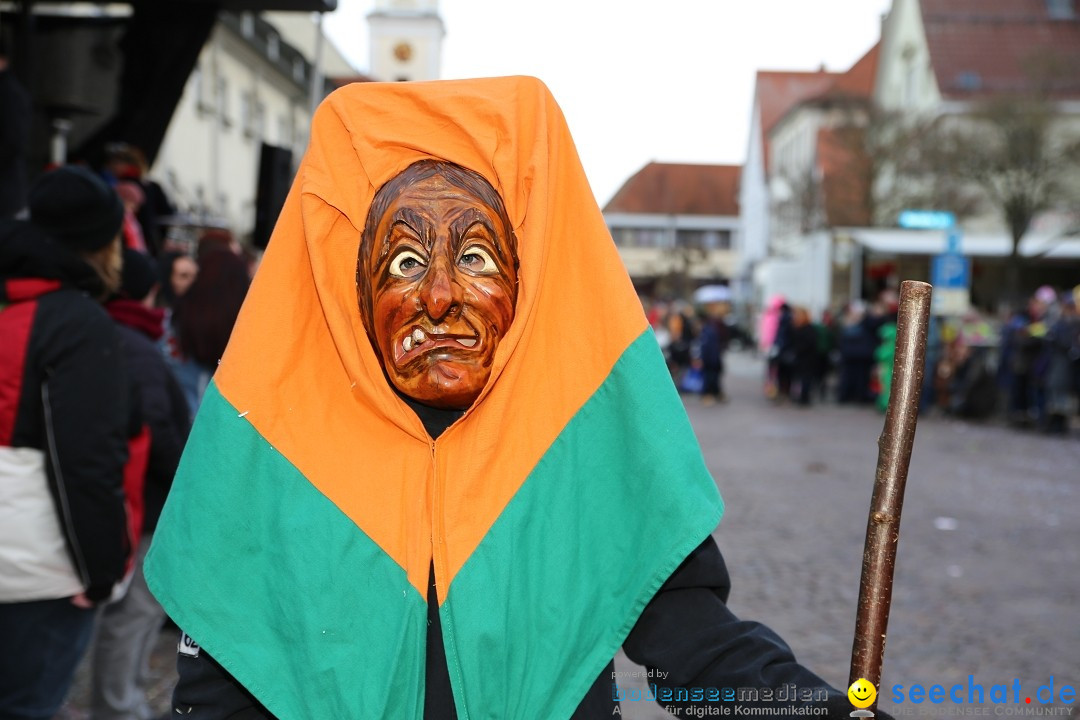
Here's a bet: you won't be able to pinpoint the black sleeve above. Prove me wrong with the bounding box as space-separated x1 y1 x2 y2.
173 636 276 719
35 295 130 600
125 332 190 531
624 537 872 718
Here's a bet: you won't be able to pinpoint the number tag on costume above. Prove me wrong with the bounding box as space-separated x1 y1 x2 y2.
178 632 201 658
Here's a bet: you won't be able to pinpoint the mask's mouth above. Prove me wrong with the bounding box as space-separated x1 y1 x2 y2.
396 324 480 365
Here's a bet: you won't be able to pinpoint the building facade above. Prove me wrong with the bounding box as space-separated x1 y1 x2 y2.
153 11 357 242
603 162 741 298
741 0 1080 318
367 0 444 82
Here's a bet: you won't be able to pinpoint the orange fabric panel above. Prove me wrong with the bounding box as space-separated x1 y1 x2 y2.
214 77 647 597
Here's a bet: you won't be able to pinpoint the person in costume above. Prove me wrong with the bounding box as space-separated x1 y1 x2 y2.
146 77 880 719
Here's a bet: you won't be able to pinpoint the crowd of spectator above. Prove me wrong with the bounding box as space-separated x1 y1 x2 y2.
1 144 253 719
645 284 1080 436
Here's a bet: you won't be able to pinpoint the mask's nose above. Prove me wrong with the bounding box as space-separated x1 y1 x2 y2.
418 255 463 322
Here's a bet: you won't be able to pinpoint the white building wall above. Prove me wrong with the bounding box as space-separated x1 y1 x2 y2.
376 0 438 10
737 99 769 276
264 12 359 79
152 22 311 239
368 13 444 81
770 108 823 181
874 0 940 112
752 231 833 318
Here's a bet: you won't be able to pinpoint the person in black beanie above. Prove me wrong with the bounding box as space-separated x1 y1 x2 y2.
0 165 131 720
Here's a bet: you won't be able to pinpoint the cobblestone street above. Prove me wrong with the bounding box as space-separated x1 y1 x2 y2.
61 351 1080 718
620 351 1080 719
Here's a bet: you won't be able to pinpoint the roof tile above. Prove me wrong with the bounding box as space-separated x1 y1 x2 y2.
603 162 741 216
920 0 1080 98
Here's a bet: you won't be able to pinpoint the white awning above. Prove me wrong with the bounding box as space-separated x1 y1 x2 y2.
835 228 1080 259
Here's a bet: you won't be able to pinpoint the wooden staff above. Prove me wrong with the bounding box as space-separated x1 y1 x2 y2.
849 280 933 703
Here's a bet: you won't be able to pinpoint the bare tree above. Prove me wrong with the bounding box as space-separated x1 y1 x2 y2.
772 166 824 240
889 50 1080 302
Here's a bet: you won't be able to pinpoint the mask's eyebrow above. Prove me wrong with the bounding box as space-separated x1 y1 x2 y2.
388 207 427 240
374 207 428 266
450 207 498 250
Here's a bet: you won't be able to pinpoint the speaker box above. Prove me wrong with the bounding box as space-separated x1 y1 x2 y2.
253 143 294 250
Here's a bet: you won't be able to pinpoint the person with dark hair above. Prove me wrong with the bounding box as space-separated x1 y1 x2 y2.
145 78 883 719
91 249 191 720
836 301 877 404
696 300 732 405
787 307 821 406
155 251 198 310
771 302 795 400
195 228 238 261
170 248 250 415
0 166 130 719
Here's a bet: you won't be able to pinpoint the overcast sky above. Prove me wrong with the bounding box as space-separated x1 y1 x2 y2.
323 0 893 206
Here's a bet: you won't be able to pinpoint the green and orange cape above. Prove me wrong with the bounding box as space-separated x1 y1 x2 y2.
145 76 723 719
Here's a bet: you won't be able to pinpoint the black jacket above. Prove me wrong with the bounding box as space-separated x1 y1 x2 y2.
107 300 191 532
0 220 130 601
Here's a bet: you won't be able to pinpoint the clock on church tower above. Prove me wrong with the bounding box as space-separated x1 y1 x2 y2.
368 0 445 82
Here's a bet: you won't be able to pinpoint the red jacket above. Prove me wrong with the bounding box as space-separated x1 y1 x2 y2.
0 220 130 602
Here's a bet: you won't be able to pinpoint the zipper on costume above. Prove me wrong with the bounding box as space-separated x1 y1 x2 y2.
429 439 444 597
429 437 469 718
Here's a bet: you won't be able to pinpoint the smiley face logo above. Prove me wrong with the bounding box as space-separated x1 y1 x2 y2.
848 678 877 709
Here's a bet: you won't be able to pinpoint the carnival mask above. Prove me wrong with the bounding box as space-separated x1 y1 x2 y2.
358 161 519 409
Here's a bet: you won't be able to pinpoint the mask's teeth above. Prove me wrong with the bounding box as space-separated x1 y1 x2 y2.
403 335 413 353
412 328 426 345
458 337 478 348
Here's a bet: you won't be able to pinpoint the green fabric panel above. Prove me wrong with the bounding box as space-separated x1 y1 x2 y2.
144 382 427 719
442 329 724 719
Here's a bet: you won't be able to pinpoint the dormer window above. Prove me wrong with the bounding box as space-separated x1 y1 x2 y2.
267 33 280 62
1046 0 1076 19
954 72 982 91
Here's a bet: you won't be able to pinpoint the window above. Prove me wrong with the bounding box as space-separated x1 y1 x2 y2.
1046 0 1076 19
240 12 255 38
267 33 280 62
610 228 668 248
278 114 292 146
240 92 253 137
954 72 982 91
215 76 230 126
293 58 306 83
676 230 706 250
253 101 266 141
192 65 208 111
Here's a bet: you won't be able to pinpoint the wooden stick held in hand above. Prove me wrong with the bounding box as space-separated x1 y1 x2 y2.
849 280 933 704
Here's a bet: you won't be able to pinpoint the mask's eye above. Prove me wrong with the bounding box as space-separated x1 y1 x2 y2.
388 249 427 278
458 245 498 275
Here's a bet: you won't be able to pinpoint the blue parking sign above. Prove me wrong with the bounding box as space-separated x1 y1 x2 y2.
931 252 970 289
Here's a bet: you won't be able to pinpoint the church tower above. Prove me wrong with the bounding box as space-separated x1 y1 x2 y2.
368 0 445 82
